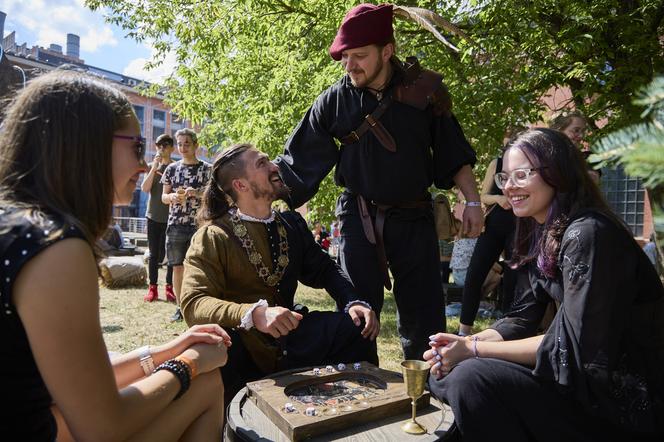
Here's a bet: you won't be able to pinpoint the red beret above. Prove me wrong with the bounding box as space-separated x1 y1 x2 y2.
329 4 394 61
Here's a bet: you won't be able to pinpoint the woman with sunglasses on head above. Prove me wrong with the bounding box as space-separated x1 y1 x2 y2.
0 70 231 441
425 129 664 441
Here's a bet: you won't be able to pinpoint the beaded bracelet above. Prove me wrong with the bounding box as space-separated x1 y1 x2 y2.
471 336 480 358
155 359 191 399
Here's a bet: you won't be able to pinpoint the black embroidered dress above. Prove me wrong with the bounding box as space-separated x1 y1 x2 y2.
430 210 664 440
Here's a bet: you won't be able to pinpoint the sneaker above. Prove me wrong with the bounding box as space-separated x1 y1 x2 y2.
144 284 158 302
171 308 183 322
164 284 176 303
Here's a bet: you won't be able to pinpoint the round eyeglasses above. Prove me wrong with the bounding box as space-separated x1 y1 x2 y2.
494 167 547 189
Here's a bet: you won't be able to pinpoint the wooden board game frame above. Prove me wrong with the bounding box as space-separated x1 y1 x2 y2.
246 362 430 441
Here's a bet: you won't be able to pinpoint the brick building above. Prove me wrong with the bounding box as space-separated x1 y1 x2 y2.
542 86 653 241
1 10 208 222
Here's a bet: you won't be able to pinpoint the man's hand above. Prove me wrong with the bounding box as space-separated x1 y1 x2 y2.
453 164 483 238
347 305 380 340
462 206 484 238
151 153 162 171
185 186 198 198
252 305 303 338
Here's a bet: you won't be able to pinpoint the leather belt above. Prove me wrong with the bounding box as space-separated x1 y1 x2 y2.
356 194 431 291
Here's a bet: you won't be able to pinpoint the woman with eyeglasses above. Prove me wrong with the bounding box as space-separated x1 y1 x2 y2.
0 71 231 441
549 110 601 184
425 129 664 441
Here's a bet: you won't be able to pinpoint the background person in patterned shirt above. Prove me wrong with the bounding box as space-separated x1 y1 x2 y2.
161 128 211 321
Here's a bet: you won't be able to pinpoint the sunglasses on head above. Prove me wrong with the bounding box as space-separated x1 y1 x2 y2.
113 135 146 160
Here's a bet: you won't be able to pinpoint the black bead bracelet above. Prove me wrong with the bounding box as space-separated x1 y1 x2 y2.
155 359 191 399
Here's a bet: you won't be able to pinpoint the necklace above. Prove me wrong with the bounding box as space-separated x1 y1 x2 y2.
366 70 393 101
229 210 289 287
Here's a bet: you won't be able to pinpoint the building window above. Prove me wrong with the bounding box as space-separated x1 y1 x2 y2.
601 166 645 236
133 105 145 135
152 109 166 142
153 125 165 140
153 109 166 124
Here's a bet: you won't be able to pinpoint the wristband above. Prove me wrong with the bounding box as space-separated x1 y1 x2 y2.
138 345 155 377
471 336 480 358
465 201 482 207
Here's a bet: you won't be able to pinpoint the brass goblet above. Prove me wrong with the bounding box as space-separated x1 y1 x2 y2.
400 359 430 434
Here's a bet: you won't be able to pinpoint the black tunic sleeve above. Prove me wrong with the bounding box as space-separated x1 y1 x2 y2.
274 93 339 209
490 266 550 340
289 213 356 310
533 213 664 433
432 112 477 189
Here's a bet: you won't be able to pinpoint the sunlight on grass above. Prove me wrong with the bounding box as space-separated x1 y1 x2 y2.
101 282 492 372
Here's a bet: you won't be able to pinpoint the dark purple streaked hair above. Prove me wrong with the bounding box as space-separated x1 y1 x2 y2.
507 129 618 278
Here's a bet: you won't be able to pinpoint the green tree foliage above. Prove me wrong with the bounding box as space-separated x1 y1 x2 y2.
86 0 663 222
591 76 664 275
591 76 664 188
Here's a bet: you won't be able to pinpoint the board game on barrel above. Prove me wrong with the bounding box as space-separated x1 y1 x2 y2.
246 362 431 441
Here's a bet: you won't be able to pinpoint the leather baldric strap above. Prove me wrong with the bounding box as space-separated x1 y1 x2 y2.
337 57 453 152
356 195 432 291
338 95 397 152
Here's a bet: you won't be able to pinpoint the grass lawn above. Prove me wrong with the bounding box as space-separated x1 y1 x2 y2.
100 280 493 373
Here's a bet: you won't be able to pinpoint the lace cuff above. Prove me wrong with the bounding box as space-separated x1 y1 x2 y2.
343 300 372 314
240 299 268 330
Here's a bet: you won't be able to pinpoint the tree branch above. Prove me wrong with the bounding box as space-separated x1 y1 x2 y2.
276 0 316 18
649 0 664 34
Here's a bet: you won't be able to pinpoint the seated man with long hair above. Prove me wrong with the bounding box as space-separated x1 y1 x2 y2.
180 143 380 405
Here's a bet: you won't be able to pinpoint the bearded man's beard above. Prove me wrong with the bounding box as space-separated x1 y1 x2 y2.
349 57 383 89
250 181 291 202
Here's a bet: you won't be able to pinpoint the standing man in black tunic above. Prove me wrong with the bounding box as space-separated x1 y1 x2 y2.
274 3 483 360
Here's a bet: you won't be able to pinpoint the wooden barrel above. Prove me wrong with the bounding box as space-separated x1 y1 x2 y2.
225 387 454 441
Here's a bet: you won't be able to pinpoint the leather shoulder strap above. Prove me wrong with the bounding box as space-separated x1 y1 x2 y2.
337 94 396 152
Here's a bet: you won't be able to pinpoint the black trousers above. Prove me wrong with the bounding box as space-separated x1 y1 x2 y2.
460 208 515 326
336 192 445 361
429 358 660 442
147 217 172 285
440 261 451 284
221 311 375 407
